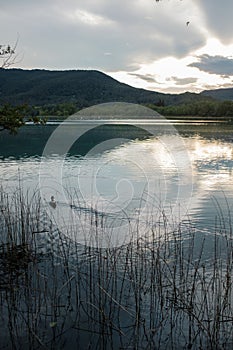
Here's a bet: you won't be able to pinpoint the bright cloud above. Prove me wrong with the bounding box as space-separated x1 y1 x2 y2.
110 53 233 93
65 9 115 26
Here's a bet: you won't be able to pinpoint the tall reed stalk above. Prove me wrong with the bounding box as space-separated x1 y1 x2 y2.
0 187 233 349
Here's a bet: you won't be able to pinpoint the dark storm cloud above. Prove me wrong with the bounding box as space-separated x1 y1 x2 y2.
189 55 233 76
0 0 206 71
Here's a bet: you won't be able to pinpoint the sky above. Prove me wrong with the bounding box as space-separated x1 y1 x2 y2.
1 0 233 93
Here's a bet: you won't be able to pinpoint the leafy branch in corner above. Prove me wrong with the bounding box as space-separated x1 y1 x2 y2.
0 104 46 134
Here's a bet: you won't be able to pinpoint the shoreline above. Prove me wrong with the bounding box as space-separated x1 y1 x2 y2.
39 115 232 123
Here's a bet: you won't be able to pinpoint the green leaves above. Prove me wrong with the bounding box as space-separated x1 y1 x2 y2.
147 100 233 119
0 104 46 134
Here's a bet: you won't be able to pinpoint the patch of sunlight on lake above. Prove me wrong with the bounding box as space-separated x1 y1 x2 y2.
1 122 233 246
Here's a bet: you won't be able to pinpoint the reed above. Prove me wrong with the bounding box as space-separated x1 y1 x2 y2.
0 186 233 349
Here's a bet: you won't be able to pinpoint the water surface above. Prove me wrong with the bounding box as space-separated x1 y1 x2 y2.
0 121 233 245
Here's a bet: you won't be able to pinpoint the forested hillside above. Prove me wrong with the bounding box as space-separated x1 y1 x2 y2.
0 68 166 106
0 68 210 111
0 68 233 118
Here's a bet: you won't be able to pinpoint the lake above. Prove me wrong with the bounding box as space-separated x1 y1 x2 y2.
0 118 233 349
0 119 233 247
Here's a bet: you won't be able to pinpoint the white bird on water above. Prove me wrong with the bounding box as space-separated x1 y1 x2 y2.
49 196 56 209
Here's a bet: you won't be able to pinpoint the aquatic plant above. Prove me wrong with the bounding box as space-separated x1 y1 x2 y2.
0 187 232 349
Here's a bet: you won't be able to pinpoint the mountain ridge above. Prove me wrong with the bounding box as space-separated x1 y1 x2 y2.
0 68 232 108
200 87 233 101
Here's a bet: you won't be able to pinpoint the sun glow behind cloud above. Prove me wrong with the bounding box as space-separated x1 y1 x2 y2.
110 38 233 93
197 38 233 57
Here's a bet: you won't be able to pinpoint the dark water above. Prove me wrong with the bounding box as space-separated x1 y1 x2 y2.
1 121 233 349
1 121 233 236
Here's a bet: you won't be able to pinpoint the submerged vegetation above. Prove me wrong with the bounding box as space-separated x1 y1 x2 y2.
0 187 233 349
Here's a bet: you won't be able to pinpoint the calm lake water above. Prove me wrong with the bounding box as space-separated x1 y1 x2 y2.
1 119 233 349
0 120 233 247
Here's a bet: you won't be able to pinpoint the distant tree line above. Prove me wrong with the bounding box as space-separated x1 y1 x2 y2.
37 102 77 117
20 99 233 120
147 100 233 119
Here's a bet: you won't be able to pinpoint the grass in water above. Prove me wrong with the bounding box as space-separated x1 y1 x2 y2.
0 187 232 349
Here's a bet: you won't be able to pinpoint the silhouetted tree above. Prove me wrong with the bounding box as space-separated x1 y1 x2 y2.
0 104 46 134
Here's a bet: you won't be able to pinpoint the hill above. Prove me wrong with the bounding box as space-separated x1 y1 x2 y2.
0 68 210 109
200 88 233 101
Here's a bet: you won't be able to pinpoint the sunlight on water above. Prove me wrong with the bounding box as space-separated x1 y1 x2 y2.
1 124 233 245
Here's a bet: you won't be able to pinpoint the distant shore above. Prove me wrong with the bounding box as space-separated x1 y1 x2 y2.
41 115 232 123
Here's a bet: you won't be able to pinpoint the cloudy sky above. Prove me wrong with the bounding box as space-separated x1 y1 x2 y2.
1 0 233 93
